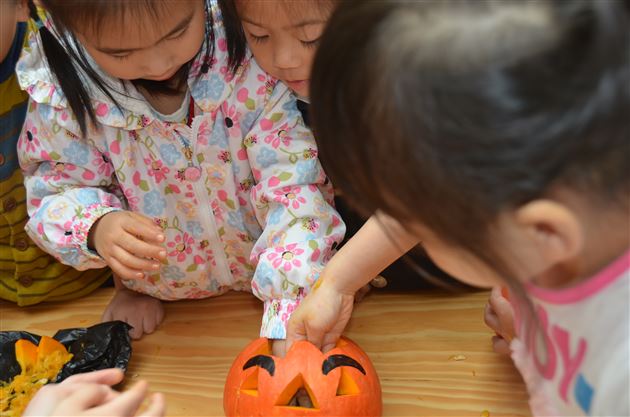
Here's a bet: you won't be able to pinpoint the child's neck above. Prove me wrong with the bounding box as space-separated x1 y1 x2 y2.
137 86 188 115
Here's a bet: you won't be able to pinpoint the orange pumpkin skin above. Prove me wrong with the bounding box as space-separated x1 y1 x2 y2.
224 337 382 417
15 340 38 374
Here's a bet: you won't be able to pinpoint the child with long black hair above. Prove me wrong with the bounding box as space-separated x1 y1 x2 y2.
218 0 467 305
17 0 344 351
289 1 630 414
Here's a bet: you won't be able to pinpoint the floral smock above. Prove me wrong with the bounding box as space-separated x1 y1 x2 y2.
16 1 345 339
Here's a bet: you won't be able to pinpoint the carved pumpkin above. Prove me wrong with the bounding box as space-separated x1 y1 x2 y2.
224 337 382 416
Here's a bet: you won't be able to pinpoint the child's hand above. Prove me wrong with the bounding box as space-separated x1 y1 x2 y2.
89 211 166 281
23 368 165 417
285 278 355 355
484 286 516 355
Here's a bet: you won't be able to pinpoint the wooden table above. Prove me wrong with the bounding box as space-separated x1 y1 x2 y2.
0 288 531 416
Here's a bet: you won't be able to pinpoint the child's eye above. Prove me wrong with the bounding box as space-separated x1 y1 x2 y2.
111 53 131 61
249 33 269 44
167 27 188 41
301 38 321 49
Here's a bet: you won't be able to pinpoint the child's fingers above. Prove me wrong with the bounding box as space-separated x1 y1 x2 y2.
500 286 510 300
490 286 509 306
285 319 307 354
304 322 326 352
491 335 512 355
63 368 124 386
139 393 166 417
111 244 161 272
141 306 164 336
483 302 501 331
271 339 287 358
128 212 162 231
89 381 148 416
61 383 115 412
122 216 165 244
117 233 166 261
129 322 145 340
109 257 146 281
489 287 515 337
321 332 342 354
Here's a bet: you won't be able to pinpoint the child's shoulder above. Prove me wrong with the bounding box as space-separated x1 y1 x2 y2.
16 28 155 132
16 29 64 109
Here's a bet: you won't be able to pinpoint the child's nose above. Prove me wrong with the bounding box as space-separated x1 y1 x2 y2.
273 46 300 70
144 51 175 78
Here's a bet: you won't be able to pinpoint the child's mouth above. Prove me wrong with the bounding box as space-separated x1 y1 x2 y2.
285 79 308 90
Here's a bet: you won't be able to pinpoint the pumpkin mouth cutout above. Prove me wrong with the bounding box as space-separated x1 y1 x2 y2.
276 374 319 410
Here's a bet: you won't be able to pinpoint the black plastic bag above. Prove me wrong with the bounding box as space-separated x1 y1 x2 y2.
0 321 132 384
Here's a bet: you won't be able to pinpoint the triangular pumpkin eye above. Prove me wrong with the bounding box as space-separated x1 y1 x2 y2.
336 368 360 396
241 367 259 397
276 374 319 409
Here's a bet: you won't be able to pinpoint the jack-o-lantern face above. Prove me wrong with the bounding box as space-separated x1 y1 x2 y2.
224 337 382 416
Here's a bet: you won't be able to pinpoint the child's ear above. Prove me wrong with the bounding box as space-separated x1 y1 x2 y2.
514 199 584 266
16 0 30 22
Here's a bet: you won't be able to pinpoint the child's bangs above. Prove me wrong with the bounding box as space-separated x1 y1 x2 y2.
46 0 175 40
236 0 335 22
278 0 336 19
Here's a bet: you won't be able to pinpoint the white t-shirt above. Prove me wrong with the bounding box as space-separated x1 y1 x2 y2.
511 249 630 416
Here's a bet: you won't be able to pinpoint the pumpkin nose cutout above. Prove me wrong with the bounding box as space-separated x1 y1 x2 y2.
276 374 318 409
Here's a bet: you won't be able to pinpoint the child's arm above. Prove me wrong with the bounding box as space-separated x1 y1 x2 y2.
18 101 121 269
285 214 420 353
18 101 166 279
245 81 345 341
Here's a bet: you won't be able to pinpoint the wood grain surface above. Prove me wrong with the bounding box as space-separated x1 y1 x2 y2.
0 288 531 416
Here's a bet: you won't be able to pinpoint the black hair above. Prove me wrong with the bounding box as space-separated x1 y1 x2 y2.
31 0 214 135
311 0 630 278
217 0 246 73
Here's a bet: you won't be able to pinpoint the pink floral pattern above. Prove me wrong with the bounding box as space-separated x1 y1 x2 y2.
145 157 170 184
273 186 307 209
264 122 293 149
16 1 345 339
23 122 39 153
167 232 195 262
267 243 304 271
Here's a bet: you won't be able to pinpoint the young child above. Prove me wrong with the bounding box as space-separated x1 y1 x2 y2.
1 0 111 306
288 0 630 415
219 0 466 297
17 0 344 347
